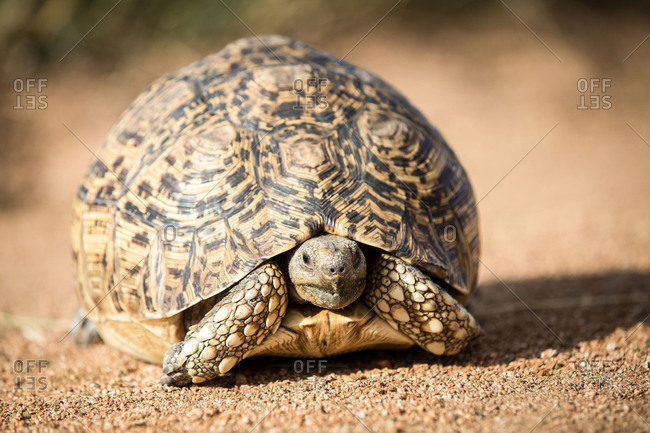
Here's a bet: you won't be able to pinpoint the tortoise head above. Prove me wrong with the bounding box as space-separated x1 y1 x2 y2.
288 234 366 309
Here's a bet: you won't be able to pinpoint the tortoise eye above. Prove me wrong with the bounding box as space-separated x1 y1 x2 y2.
302 252 312 267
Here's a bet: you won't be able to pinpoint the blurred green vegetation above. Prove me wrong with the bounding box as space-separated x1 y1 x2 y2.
2 0 649 81
0 0 489 78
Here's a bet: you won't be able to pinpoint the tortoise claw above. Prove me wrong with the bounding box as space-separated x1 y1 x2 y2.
160 342 192 386
160 370 192 386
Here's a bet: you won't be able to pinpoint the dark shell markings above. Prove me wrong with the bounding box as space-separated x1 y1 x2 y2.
72 35 480 374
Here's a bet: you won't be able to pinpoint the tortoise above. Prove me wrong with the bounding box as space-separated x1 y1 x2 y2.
71 35 481 386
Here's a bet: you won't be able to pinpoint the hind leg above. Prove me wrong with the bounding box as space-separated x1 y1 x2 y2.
161 261 288 386
69 307 102 345
363 253 480 355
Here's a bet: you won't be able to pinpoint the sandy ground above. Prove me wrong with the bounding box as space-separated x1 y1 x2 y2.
1 16 649 433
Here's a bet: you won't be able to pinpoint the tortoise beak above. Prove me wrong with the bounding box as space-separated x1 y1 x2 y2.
294 280 365 310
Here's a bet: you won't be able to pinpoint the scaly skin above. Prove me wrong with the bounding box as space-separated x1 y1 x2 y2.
161 261 287 386
364 253 480 356
160 237 480 386
287 234 366 309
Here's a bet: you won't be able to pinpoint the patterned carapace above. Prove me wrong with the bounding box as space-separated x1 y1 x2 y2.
72 35 479 325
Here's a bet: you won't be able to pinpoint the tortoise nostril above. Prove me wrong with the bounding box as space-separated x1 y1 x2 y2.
328 266 346 275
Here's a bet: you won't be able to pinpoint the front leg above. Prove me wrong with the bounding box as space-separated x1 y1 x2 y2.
364 253 480 356
161 261 288 386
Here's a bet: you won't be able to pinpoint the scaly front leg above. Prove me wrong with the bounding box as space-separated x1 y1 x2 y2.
364 253 480 356
161 261 288 386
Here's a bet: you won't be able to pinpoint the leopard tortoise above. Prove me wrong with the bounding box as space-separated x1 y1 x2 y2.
71 35 481 386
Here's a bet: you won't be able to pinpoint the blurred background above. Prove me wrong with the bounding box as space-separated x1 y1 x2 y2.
0 0 649 325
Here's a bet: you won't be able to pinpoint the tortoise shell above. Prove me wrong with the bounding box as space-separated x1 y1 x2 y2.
72 35 479 327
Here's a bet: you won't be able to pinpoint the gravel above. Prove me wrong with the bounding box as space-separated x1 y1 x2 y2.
2 271 649 432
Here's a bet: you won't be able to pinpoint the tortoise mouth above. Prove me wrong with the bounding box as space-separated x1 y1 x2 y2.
294 283 364 310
